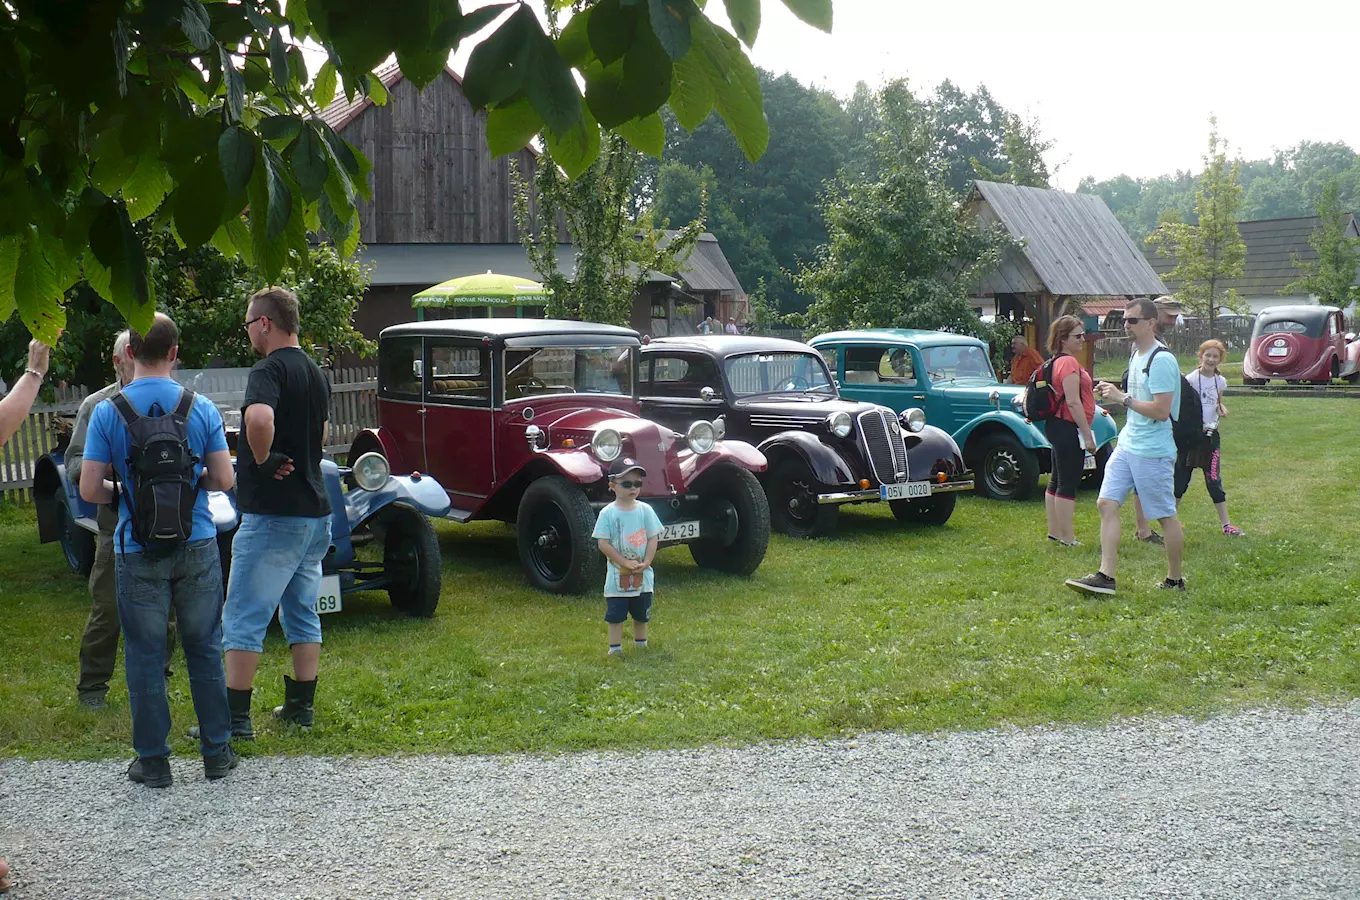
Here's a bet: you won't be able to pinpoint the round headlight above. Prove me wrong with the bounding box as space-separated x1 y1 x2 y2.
826 411 853 439
686 420 716 455
352 451 390 491
591 428 622 462
900 408 926 433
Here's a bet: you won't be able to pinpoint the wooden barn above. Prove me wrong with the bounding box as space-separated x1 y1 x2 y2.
321 62 745 344
965 180 1168 361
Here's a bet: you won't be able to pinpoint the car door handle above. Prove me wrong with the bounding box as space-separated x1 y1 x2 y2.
418 408 427 415
913 395 925 400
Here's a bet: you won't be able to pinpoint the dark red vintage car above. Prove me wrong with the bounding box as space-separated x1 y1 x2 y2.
1243 305 1360 385
348 319 772 594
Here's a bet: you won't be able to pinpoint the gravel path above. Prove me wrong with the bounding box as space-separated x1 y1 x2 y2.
2 704 1357 899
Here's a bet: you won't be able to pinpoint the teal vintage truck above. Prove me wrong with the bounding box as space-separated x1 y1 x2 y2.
809 329 1119 501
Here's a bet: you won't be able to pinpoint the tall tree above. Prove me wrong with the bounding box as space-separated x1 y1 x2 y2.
796 84 1013 335
513 133 704 327
1146 122 1247 337
1283 177 1360 310
0 0 831 341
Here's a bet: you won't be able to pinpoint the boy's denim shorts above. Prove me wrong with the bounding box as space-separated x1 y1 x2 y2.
223 513 332 651
605 592 652 624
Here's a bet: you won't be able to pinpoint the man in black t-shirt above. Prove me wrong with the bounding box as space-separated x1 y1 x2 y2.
220 287 333 738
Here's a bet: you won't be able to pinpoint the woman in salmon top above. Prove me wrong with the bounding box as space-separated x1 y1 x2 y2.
1043 316 1096 546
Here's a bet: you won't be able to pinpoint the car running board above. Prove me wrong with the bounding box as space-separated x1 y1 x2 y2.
443 507 475 523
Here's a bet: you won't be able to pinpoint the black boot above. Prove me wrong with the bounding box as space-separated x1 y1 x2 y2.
272 675 316 727
187 687 254 741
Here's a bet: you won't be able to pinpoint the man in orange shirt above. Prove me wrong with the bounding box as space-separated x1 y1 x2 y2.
1009 334 1045 384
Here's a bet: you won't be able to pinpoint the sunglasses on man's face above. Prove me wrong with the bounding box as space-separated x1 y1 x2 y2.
614 480 643 489
1123 316 1148 325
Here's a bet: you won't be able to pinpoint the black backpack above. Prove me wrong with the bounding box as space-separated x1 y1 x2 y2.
1123 346 1203 452
110 389 201 554
1022 354 1063 421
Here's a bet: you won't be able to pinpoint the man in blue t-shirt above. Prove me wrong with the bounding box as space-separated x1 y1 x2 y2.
1066 297 1186 597
81 313 238 788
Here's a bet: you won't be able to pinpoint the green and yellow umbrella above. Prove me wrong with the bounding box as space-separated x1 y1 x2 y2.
412 271 553 307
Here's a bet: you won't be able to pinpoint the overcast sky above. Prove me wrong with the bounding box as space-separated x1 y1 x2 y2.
448 1 1360 189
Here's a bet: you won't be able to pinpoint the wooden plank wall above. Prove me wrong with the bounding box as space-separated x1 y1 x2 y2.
344 75 546 246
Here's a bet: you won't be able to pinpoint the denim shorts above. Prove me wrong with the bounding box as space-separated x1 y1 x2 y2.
223 514 332 652
1098 445 1177 520
605 592 653 624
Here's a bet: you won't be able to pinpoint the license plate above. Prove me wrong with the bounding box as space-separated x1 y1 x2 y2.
881 482 931 501
1267 347 1288 357
1083 454 1097 471
314 574 342 615
660 520 700 541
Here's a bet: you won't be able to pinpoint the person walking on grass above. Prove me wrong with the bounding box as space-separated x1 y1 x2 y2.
1043 316 1097 547
220 287 331 737
80 314 238 787
67 331 178 710
1066 298 1186 597
1176 339 1245 536
593 458 663 656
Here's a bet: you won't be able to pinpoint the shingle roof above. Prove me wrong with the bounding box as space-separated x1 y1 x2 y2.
658 232 744 293
318 59 411 132
1144 214 1360 296
970 181 1168 296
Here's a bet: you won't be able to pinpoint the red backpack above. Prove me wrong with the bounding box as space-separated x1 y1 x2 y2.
1021 354 1063 421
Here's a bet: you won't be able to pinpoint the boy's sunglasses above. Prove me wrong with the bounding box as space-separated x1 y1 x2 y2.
615 480 643 489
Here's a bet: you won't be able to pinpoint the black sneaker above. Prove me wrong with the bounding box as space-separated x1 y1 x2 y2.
127 756 173 788
204 744 239 781
78 693 108 711
1064 571 1117 596
1156 578 1186 592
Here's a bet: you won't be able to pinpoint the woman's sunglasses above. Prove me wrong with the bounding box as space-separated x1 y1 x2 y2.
614 480 643 489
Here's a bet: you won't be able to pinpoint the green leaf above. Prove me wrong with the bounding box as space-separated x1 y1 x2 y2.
287 0 312 35
437 2 517 46
90 130 139 196
463 6 534 109
669 45 714 130
649 0 695 59
219 45 245 122
290 124 329 201
179 0 214 51
87 201 151 326
525 31 581 135
366 73 389 107
259 115 302 145
779 0 832 32
312 60 338 108
172 153 226 250
0 234 19 322
721 0 759 46
318 191 353 242
587 0 637 67
218 126 255 195
287 48 308 89
557 12 594 68
694 20 766 160
486 99 544 158
14 230 67 344
545 106 601 180
261 145 294 241
248 164 286 283
615 113 665 157
122 156 173 222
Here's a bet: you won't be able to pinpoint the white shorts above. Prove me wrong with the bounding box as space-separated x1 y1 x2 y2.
1098 446 1177 520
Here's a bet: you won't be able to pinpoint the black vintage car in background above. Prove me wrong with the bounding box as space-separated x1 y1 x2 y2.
638 336 973 537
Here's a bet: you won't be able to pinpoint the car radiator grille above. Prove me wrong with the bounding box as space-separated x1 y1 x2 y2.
857 409 909 485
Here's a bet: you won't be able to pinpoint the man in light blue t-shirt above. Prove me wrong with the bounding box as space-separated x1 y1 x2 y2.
1066 298 1185 597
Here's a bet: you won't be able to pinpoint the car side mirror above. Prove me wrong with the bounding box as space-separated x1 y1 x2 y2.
1347 332 1356 342
700 386 715 401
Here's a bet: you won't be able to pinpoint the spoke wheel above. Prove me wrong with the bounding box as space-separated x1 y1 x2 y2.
975 432 1039 501
766 459 839 538
516 477 603 594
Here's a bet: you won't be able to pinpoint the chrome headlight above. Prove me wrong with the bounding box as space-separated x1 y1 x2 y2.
900 408 926 433
826 411 853 439
351 452 390 491
686 420 716 455
591 428 622 462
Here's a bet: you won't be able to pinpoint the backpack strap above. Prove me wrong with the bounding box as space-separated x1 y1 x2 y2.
1143 344 1170 376
172 388 196 420
110 392 140 427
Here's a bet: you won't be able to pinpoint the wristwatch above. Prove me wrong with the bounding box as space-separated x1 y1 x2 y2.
1121 394 1133 409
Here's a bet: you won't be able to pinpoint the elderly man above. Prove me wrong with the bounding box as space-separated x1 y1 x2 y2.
1009 334 1045 385
67 331 177 710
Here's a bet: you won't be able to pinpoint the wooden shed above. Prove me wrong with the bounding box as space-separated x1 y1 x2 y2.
966 181 1168 362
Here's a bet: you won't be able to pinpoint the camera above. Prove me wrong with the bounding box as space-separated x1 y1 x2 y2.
1203 423 1218 436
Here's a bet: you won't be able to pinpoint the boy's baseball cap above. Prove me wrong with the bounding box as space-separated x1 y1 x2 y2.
608 457 647 480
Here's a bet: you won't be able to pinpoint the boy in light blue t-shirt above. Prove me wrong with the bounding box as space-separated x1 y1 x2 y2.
592 458 663 656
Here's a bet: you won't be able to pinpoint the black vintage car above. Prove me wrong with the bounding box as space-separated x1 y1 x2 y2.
638 336 973 537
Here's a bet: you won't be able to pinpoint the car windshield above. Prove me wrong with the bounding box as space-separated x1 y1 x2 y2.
504 346 634 399
1255 318 1322 339
921 345 996 383
724 352 834 397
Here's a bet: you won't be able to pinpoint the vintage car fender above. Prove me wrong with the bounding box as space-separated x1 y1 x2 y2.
347 427 409 474
755 431 856 487
528 448 607 485
905 425 968 478
32 453 99 543
343 469 454 530
1085 409 1120 449
953 410 1049 452
678 439 767 486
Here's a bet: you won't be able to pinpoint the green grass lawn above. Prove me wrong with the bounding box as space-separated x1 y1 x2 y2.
2 396 1357 760
1094 350 1245 383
